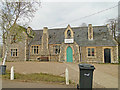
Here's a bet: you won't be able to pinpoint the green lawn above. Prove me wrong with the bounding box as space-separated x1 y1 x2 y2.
0 58 2 62
2 70 72 84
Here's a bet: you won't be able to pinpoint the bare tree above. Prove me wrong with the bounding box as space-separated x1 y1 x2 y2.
80 23 87 27
106 18 120 63
0 1 40 65
106 18 118 41
0 44 2 58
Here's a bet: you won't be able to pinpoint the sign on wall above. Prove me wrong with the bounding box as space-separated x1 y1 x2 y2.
64 39 74 43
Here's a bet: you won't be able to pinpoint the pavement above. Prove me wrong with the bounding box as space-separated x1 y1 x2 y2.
2 80 75 88
2 62 118 88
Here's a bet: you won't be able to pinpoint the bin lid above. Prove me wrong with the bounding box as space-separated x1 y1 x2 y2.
78 64 95 70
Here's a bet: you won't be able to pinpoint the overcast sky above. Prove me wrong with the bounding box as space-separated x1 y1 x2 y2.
29 1 118 30
0 1 119 44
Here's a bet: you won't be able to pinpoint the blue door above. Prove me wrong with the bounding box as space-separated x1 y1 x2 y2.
66 47 73 62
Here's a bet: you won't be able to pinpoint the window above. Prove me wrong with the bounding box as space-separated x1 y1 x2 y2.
67 30 71 38
92 48 94 56
11 49 17 56
55 48 58 54
87 48 95 57
32 46 39 54
11 35 16 43
88 48 91 56
53 45 60 54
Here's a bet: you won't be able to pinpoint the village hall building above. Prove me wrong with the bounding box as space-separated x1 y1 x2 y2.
3 24 118 63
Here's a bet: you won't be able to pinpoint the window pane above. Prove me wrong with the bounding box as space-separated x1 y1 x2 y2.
13 52 15 56
92 48 94 56
32 46 39 54
58 46 60 53
37 49 38 54
88 48 90 51
88 48 90 56
87 48 95 57
55 49 58 54
34 49 36 54
67 30 71 36
67 30 71 38
88 53 91 56
11 49 17 56
32 46 34 54
16 52 17 56
58 49 60 53
11 51 12 56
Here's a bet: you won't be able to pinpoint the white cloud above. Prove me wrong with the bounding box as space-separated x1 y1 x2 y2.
0 1 119 44
29 2 118 29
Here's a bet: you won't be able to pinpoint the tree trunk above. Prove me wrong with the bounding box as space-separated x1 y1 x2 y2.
2 44 8 65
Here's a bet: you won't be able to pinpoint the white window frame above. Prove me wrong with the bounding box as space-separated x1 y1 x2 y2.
31 45 39 54
11 49 18 57
86 47 96 58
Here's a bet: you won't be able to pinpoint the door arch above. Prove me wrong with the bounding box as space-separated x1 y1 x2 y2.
66 46 73 62
104 48 111 63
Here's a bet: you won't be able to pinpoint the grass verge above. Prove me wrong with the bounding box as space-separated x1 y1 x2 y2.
2 70 72 84
0 58 2 62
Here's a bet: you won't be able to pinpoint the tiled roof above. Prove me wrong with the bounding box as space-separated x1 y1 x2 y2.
30 30 43 45
30 26 117 46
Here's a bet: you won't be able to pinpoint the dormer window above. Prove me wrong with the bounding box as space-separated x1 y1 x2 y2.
67 30 71 38
64 25 74 42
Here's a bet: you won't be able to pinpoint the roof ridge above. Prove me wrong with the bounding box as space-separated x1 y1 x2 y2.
33 25 107 31
33 30 43 31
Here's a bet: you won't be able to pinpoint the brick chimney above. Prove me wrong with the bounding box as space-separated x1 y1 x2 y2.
41 27 49 56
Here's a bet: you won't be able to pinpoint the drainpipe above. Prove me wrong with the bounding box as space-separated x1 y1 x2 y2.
79 46 82 62
28 44 30 61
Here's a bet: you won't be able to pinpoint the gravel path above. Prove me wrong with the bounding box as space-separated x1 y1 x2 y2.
3 62 118 88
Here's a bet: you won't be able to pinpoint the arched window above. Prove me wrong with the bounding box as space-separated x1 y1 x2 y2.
67 30 71 38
